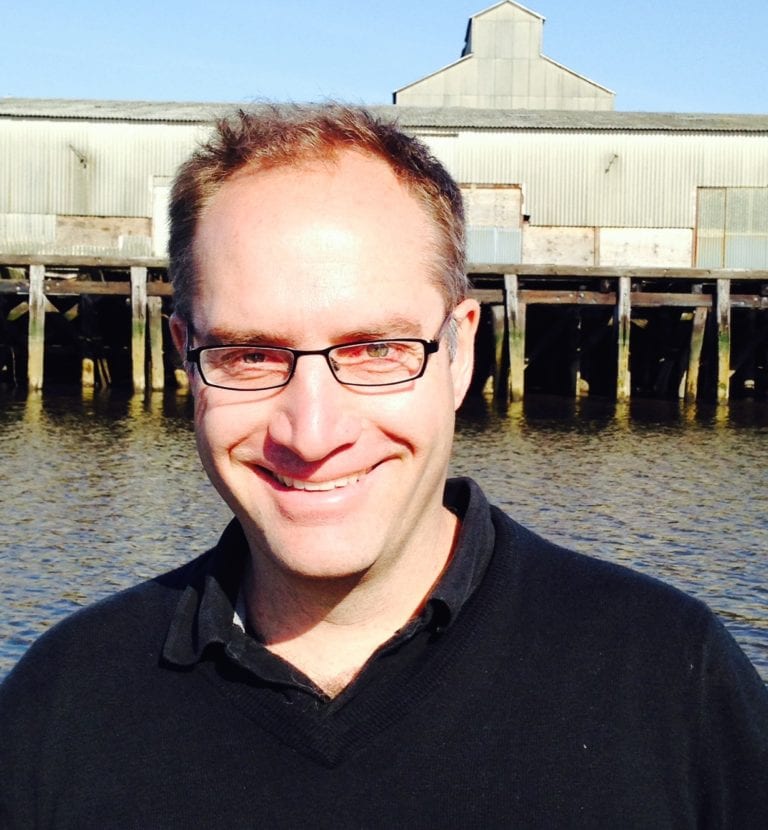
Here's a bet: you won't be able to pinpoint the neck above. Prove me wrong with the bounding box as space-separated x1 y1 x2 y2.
243 508 459 696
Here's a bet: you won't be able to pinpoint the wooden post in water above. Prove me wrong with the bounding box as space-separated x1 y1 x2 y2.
79 294 95 388
504 274 526 402
716 278 731 403
130 266 147 393
147 296 165 390
27 264 46 390
616 276 631 402
684 306 708 403
491 304 508 407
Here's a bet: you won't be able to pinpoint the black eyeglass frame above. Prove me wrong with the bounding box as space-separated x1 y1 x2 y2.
185 315 452 392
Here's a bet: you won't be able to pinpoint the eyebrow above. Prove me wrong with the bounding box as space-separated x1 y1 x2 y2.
196 315 426 346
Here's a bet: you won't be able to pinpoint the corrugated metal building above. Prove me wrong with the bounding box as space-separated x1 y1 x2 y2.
1 0 767 272
2 101 767 271
0 100 218 258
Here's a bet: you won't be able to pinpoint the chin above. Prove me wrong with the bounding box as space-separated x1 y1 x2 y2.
249 525 383 582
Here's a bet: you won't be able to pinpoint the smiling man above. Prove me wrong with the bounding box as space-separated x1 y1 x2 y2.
1 105 767 827
173 137 478 695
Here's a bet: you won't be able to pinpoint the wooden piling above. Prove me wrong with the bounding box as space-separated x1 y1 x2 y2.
504 274 526 402
616 276 631 402
569 308 585 397
27 264 46 390
147 296 165 391
684 307 708 402
81 357 96 388
79 294 95 388
491 304 508 406
716 278 731 403
130 266 147 393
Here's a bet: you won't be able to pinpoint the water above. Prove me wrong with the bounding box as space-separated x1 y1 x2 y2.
1 389 766 682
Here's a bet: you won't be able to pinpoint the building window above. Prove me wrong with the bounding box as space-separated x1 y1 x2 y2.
696 187 768 268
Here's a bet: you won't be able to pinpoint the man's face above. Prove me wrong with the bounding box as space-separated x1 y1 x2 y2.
173 150 478 584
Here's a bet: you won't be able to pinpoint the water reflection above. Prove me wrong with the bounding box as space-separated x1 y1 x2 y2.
1 389 766 682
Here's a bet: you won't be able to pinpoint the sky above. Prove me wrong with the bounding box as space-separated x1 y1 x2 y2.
2 0 767 113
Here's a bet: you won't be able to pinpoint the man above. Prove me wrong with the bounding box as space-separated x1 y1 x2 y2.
1 105 766 827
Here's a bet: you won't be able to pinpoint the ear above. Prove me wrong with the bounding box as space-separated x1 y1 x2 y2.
169 312 196 391
168 311 194 390
450 297 480 410
169 312 188 359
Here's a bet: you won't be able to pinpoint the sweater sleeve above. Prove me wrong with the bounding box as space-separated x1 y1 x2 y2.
692 610 768 826
0 633 60 828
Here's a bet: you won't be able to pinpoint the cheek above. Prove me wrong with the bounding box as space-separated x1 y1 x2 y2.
377 379 455 448
194 392 267 456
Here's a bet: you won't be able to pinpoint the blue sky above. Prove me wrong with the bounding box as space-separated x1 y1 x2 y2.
2 0 766 113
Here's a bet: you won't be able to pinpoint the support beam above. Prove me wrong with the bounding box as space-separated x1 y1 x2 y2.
130 266 147 393
716 278 731 403
504 274 526 402
147 296 165 391
684 307 708 403
616 276 631 402
27 264 46 390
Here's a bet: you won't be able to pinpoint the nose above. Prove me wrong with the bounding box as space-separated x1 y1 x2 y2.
266 353 362 462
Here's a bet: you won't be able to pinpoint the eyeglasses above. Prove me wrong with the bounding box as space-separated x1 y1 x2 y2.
185 315 452 391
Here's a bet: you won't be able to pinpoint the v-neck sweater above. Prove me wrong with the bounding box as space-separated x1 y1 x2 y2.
1 478 767 828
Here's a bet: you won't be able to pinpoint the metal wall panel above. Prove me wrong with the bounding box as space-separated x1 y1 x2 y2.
466 226 522 263
0 214 56 254
0 120 210 217
2 116 767 247
421 130 768 228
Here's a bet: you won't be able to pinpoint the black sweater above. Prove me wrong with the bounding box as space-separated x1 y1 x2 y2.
1 479 767 828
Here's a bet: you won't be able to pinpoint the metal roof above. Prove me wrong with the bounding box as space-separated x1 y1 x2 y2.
0 98 230 123
1 98 767 133
388 107 768 132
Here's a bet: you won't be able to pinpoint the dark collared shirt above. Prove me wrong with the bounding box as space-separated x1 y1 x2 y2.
162 477 495 710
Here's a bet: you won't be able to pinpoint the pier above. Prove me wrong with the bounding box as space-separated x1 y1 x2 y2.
2 256 767 404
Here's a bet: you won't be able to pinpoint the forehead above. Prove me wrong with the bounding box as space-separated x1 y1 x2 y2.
191 151 445 339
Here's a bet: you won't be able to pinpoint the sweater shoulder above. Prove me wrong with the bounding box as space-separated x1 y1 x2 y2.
485 506 768 716
488 504 722 646
1 549 212 692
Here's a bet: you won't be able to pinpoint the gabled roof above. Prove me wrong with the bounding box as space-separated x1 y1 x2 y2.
393 0 613 108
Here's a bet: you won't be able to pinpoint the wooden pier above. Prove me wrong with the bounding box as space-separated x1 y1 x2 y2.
467 265 768 404
1 256 170 393
1 256 767 404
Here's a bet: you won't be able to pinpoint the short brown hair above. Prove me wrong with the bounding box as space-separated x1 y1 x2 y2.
169 104 467 322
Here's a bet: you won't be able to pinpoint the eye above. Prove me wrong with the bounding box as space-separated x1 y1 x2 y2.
365 343 390 358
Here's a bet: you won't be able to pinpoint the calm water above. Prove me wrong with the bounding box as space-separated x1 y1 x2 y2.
1 389 766 681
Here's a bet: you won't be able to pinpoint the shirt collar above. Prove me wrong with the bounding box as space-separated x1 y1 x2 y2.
427 477 496 629
162 519 249 667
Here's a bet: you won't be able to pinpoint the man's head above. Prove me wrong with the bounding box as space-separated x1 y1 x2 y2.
169 105 479 589
169 104 468 324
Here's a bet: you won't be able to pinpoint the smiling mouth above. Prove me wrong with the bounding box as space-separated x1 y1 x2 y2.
270 470 369 491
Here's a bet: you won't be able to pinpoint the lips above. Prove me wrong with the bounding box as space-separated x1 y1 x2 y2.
271 469 368 491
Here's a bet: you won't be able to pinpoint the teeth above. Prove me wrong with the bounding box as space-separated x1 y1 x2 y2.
273 471 365 491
